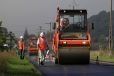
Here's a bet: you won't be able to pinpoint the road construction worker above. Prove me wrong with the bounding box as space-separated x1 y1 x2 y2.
60 18 64 28
37 32 49 65
60 18 69 30
18 36 25 59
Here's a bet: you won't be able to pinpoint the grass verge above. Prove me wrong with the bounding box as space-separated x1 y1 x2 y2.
0 51 41 76
90 50 114 62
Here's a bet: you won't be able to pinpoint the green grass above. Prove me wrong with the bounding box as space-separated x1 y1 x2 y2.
7 57 30 65
6 57 41 76
90 51 114 62
0 51 41 76
99 56 114 62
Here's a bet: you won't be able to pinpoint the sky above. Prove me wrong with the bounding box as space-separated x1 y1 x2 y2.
0 0 113 37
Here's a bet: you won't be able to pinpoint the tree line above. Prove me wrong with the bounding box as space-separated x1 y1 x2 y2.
0 21 16 51
89 10 114 50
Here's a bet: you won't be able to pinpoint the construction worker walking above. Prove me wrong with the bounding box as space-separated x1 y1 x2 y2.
18 36 25 59
37 32 49 65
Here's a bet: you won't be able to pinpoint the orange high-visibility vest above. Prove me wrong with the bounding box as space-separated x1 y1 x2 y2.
38 37 47 51
18 40 25 50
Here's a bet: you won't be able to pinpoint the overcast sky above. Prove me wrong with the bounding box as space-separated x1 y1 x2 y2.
0 0 113 37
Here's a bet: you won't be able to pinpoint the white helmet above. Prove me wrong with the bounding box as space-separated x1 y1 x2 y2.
40 32 45 37
20 36 23 39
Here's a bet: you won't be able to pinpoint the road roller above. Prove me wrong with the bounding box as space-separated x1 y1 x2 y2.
52 8 94 64
28 34 38 56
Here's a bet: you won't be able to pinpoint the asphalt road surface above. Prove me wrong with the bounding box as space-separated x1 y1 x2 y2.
37 62 114 76
28 44 114 76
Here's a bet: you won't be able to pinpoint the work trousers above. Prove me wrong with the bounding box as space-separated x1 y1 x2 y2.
38 49 46 63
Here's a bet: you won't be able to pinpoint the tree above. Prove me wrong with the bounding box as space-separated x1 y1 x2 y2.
23 28 29 48
8 31 16 50
23 28 29 41
88 10 114 50
0 21 8 51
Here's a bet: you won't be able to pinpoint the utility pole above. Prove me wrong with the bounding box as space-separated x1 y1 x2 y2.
37 26 42 36
45 22 52 40
109 0 112 55
38 26 45 36
73 0 78 9
39 26 42 33
45 22 51 34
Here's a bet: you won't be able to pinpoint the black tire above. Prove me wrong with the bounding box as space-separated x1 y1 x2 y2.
55 58 58 64
84 54 90 64
58 47 90 64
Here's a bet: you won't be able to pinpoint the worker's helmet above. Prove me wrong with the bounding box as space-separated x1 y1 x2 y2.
20 36 23 39
40 32 45 37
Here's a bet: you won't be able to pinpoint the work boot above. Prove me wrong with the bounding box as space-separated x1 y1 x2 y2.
40 61 44 65
20 55 24 60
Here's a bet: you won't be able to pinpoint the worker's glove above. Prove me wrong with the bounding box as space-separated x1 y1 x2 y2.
46 50 49 55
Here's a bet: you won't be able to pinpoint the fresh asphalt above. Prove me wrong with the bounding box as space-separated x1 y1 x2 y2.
29 56 114 76
38 62 114 76
28 43 114 76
